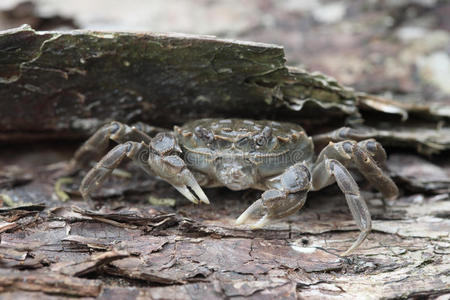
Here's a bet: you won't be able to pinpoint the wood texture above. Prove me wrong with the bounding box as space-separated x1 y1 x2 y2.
0 143 449 299
0 1 449 298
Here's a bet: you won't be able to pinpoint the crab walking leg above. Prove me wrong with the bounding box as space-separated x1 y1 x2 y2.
356 139 387 167
312 126 375 147
352 142 398 199
68 121 152 171
316 140 398 200
236 163 311 228
79 141 146 207
312 159 372 255
146 132 209 204
314 127 391 168
354 139 398 207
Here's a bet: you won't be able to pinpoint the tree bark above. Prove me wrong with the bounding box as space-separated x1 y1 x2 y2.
0 1 449 297
1 26 449 154
0 142 449 299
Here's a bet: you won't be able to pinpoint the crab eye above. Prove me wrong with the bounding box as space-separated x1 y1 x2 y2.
254 126 272 147
194 126 214 143
254 135 266 147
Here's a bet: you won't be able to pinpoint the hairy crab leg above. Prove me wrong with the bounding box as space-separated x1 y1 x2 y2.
68 121 152 172
312 138 398 254
312 126 375 151
236 192 307 229
356 139 387 167
79 126 211 208
312 157 372 255
313 126 394 175
315 140 398 200
79 141 145 207
151 156 209 204
352 142 398 200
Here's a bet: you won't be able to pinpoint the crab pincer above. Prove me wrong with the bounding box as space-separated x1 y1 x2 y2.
77 129 209 206
236 163 310 229
146 132 209 204
148 153 209 204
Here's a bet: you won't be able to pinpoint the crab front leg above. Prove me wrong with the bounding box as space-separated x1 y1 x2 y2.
79 131 209 206
80 141 147 207
146 132 209 205
236 163 311 228
68 121 153 172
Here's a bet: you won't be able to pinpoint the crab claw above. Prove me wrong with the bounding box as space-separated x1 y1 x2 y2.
236 188 307 229
235 199 269 228
172 168 210 204
148 153 209 204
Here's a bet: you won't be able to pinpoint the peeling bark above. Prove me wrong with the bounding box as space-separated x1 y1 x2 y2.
0 25 449 154
0 26 356 137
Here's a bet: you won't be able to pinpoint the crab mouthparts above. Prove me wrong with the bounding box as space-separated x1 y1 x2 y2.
217 163 254 191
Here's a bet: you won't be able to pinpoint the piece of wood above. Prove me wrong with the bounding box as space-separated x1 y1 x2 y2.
0 144 449 299
2 26 449 155
0 25 357 138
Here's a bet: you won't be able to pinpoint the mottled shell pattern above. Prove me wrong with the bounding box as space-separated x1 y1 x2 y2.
174 119 314 190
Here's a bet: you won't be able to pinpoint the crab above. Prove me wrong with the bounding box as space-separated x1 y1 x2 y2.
69 118 398 255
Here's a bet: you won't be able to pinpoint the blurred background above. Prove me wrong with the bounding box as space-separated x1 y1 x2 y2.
1 0 449 106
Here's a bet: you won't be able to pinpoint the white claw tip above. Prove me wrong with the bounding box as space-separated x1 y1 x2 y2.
235 215 245 225
250 214 270 229
174 185 199 204
191 184 210 204
235 199 263 226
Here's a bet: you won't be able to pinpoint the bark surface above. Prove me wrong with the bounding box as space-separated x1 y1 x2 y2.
0 1 449 299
